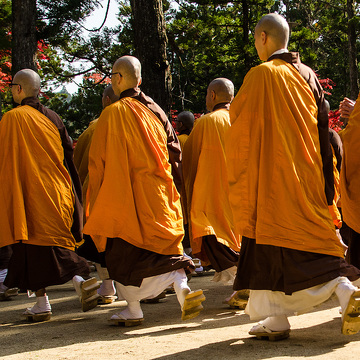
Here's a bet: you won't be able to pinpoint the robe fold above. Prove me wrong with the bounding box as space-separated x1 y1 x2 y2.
74 119 98 186
183 107 240 256
339 92 360 234
226 58 343 258
83 97 184 254
0 105 75 250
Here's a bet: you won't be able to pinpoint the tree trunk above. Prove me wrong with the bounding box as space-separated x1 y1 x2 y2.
130 0 171 114
11 0 37 75
347 0 359 99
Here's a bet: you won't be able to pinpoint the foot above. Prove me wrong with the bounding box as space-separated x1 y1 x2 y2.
109 304 144 327
23 296 52 322
249 322 290 341
73 276 100 312
0 286 19 301
181 290 206 321
341 289 360 335
223 290 249 309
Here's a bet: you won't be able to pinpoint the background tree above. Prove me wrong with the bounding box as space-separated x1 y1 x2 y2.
11 0 37 73
129 0 172 113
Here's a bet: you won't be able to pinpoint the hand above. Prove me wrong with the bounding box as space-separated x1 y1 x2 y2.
339 97 355 118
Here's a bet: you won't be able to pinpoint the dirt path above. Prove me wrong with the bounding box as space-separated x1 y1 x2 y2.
1 271 360 359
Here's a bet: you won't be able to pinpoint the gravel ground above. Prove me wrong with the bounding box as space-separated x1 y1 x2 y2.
1 270 360 359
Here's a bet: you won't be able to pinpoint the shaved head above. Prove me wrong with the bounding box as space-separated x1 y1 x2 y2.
256 13 289 49
102 85 119 109
112 56 142 95
103 85 119 103
208 78 234 101
177 111 195 130
206 77 234 111
13 69 41 98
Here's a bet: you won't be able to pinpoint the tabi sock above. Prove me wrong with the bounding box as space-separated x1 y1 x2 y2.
28 295 51 313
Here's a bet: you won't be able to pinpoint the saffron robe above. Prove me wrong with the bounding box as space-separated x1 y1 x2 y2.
21 97 83 242
226 58 343 258
178 134 189 150
339 92 360 234
74 119 98 186
83 97 184 254
119 88 183 192
0 105 75 250
183 106 240 255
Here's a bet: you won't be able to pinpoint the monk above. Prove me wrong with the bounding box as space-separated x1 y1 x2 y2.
225 13 360 340
74 85 119 304
112 59 182 193
182 78 240 294
173 111 195 257
175 111 195 150
83 56 205 326
339 93 360 271
0 69 99 321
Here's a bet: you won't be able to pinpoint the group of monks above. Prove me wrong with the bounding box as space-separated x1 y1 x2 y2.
1 12 360 341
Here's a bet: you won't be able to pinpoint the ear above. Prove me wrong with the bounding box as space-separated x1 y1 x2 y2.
138 78 142 86
261 31 267 45
211 89 216 100
105 96 111 107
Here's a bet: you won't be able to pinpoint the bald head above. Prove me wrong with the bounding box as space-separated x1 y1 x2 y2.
12 69 40 103
206 78 234 111
256 13 289 48
102 85 119 109
111 55 142 95
177 111 195 131
255 13 289 60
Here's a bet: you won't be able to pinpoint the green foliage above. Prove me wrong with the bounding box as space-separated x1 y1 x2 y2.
42 78 106 139
167 1 273 113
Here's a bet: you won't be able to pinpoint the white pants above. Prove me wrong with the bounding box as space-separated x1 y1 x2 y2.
115 269 187 303
246 276 350 321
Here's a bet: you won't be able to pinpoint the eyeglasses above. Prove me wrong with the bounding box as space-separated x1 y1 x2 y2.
9 83 21 87
110 72 122 77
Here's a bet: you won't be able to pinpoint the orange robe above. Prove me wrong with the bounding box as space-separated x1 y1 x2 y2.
339 93 360 234
73 119 98 210
0 105 75 249
74 119 98 186
182 108 240 256
83 97 184 254
178 133 189 151
226 59 342 258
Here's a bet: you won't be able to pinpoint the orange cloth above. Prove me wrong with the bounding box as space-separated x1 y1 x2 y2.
328 150 342 228
74 119 98 185
178 134 189 150
83 97 184 254
73 119 98 212
0 105 75 249
339 92 360 234
226 59 342 258
182 108 240 255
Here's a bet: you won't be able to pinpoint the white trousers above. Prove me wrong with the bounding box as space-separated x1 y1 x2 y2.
246 276 351 321
115 269 187 303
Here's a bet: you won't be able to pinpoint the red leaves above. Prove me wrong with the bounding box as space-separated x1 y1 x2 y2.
328 109 343 132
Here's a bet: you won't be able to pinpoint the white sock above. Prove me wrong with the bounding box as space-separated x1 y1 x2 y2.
260 315 290 331
335 279 358 314
98 280 116 297
0 268 7 283
72 275 85 297
0 282 8 293
114 301 143 319
29 295 51 313
173 270 191 309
